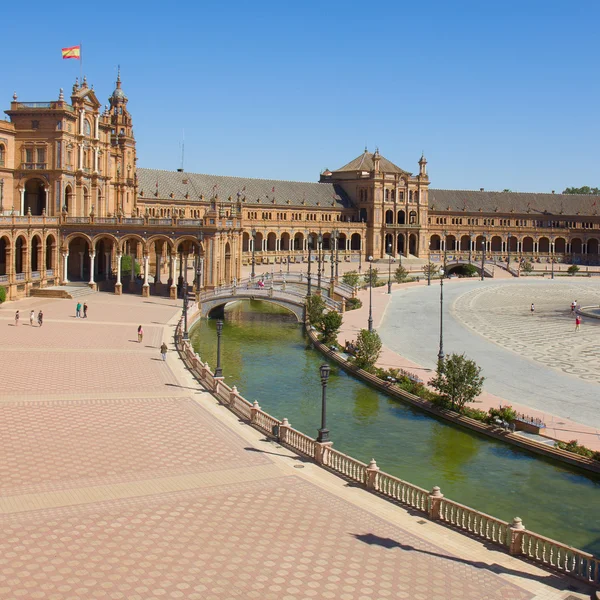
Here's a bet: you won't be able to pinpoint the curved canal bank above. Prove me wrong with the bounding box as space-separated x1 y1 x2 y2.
190 300 600 557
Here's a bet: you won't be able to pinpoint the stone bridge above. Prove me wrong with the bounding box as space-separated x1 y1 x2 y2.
198 282 342 322
441 258 506 278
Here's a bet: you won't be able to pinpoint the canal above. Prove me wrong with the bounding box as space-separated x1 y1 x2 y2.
191 300 600 555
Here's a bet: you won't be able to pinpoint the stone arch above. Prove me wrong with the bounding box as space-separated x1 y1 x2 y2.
491 235 502 252
322 232 332 251
0 235 11 277
266 232 277 252
62 231 93 252
460 235 470 251
338 233 347 251
409 233 417 256
15 235 27 275
475 235 486 252
384 233 394 254
254 231 264 251
429 234 441 251
350 233 361 251
385 210 394 225
507 235 518 252
24 178 46 216
554 237 566 254
280 231 291 251
538 237 550 253
397 210 406 225
446 234 457 251
408 210 417 225
64 184 73 213
396 233 404 255
587 238 599 254
242 231 251 252
30 234 42 273
293 232 304 251
45 233 56 271
67 235 91 281
224 242 232 283
571 238 582 254
522 236 534 253
119 233 147 254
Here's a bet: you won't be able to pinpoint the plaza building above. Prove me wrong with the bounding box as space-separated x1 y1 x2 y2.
1 74 599 299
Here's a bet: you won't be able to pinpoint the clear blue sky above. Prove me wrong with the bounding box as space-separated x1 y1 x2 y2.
2 0 598 193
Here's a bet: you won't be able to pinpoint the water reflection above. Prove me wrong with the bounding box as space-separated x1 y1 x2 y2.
190 300 600 555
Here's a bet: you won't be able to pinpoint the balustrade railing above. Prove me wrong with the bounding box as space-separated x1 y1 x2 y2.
123 217 144 225
31 271 40 280
174 312 600 586
65 217 91 224
46 269 54 278
15 272 25 281
95 217 117 224
0 274 8 283
148 218 172 226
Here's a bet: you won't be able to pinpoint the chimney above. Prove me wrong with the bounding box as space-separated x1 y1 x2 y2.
480 188 484 192
552 190 555 194
177 168 183 173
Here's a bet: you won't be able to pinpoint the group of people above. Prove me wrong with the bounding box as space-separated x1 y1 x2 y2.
530 299 583 331
75 302 88 318
138 325 168 361
14 310 43 326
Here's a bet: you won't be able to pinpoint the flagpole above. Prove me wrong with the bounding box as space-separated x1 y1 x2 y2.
79 41 83 83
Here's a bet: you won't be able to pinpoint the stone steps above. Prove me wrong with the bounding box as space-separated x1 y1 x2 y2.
30 285 97 300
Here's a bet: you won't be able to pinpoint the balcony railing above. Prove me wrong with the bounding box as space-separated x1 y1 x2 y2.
64 217 91 224
31 271 40 279
123 217 144 225
21 163 47 170
95 217 117 224
46 269 54 278
15 273 25 281
178 219 203 227
0 275 8 283
148 218 173 226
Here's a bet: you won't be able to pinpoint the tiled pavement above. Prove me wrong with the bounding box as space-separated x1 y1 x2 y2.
0 291 593 599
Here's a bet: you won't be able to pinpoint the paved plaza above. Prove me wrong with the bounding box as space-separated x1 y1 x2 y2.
0 290 595 598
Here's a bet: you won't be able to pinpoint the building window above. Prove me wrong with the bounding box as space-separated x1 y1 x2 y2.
25 148 34 163
0 144 5 166
84 120 91 136
56 141 62 169
56 120 62 131
32 120 39 130
37 148 45 164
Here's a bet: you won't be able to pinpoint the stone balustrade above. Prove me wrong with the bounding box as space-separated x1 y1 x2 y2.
174 314 600 587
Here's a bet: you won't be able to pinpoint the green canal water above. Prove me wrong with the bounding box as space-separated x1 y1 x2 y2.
191 300 600 555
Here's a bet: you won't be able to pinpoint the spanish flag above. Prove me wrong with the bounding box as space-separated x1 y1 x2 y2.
61 46 81 60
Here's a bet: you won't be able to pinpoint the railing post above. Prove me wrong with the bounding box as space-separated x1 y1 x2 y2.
250 400 261 425
314 440 333 465
365 458 379 490
227 385 238 407
509 517 525 555
278 418 291 444
214 376 224 394
428 486 444 520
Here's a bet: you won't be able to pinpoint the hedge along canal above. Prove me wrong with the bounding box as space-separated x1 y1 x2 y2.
190 300 600 555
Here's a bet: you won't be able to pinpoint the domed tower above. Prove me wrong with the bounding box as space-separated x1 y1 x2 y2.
107 68 137 216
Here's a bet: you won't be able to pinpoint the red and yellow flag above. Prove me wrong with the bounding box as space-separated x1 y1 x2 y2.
61 46 81 60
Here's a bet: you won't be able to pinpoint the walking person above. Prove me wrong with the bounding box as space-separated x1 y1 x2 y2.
38 310 43 327
30 309 35 326
571 300 576 314
530 303 535 315
575 315 581 332
15 310 19 326
160 341 168 361
76 301 82 318
83 302 88 319
137 325 144 343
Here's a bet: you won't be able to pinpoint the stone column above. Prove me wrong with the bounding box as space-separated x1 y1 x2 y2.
142 255 150 297
79 252 84 280
428 486 444 520
94 114 99 139
155 252 162 284
62 252 69 284
509 517 525 555
115 252 122 295
88 253 96 290
19 188 25 215
93 147 99 173
78 143 84 170
130 254 135 282
104 252 111 280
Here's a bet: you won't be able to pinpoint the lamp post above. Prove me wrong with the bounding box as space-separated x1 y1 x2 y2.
287 255 290 274
507 232 512 268
468 232 473 265
182 277 189 340
317 363 330 442
330 231 336 282
334 230 340 280
0 178 4 213
307 234 313 297
196 231 204 292
442 230 448 273
251 228 256 279
551 240 555 279
317 232 323 291
387 243 393 294
427 242 432 286
438 267 445 363
368 255 374 332
214 319 224 377
358 235 362 273
481 236 486 281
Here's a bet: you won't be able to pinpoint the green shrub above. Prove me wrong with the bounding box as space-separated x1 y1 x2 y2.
120 254 141 277
521 261 533 274
345 297 362 311
353 329 382 372
461 406 489 422
555 440 600 461
320 310 343 346
488 405 517 423
306 294 326 326
567 264 580 276
0 285 6 303
342 271 360 288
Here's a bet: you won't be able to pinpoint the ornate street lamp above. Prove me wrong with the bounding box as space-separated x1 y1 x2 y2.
0 178 4 213
507 232 512 268
427 241 432 286
214 319 224 377
307 234 313 297
442 230 448 273
251 228 256 279
368 255 374 332
334 230 340 280
387 243 394 294
468 232 473 265
287 255 290 274
317 232 323 291
196 231 204 292
481 235 486 281
182 277 189 340
330 231 336 282
438 267 445 363
551 240 555 279
317 363 330 443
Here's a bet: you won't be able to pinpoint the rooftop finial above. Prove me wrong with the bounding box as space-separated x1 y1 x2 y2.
364 145 368 153
117 65 121 84
82 75 87 87
58 88 64 101
12 91 17 101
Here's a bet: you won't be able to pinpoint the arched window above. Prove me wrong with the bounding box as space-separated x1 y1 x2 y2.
409 211 417 224
0 144 5 166
84 119 91 136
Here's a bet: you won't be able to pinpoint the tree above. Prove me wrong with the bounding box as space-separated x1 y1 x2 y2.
342 270 360 289
120 254 141 277
567 264 580 276
423 262 438 279
502 189 512 192
563 186 600 195
521 261 533 274
320 310 343 346
430 353 485 412
394 264 409 283
353 329 382 372
0 285 6 303
461 264 478 278
306 294 326 326
363 267 379 287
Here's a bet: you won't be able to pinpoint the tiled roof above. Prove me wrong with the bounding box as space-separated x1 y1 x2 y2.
429 189 600 217
137 168 352 209
334 150 410 175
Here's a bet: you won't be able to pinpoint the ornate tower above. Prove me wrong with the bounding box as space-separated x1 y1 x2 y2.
108 69 137 216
